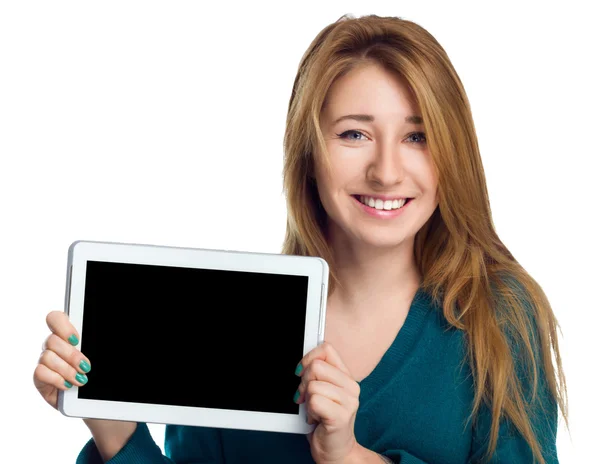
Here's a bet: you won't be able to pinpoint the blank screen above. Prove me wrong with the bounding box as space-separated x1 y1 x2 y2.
77 260 308 415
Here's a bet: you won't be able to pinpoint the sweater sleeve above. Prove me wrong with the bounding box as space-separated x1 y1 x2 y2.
76 422 176 464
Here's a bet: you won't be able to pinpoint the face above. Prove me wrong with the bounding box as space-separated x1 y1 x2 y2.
314 62 439 250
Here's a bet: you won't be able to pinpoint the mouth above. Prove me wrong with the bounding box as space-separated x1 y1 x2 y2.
352 195 414 211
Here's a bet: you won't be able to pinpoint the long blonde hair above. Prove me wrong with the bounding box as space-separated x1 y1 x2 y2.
281 13 568 463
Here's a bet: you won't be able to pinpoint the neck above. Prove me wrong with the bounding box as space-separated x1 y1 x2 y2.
327 226 422 320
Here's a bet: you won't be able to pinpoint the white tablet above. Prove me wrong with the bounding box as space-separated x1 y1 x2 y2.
58 240 329 434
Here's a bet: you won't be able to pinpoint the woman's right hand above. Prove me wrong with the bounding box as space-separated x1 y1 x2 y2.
34 310 137 461
33 310 92 410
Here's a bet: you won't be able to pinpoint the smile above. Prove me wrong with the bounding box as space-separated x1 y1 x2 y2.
354 195 413 211
351 195 414 219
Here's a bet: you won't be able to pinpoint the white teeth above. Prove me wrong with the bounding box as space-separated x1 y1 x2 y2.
359 196 408 210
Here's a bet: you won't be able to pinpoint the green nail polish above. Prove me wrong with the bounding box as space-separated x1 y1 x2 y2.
75 373 88 385
295 363 303 376
64 380 73 388
79 360 91 373
293 390 300 403
68 334 79 346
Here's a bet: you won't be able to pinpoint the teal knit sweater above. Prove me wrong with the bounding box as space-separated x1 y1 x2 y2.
76 287 559 463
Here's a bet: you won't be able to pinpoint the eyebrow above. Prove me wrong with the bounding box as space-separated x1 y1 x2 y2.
332 114 423 125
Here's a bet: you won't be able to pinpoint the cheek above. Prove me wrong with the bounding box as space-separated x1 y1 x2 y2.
314 170 351 219
315 158 358 194
424 156 439 185
409 156 438 190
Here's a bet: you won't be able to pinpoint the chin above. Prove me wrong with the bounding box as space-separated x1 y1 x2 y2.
356 231 416 249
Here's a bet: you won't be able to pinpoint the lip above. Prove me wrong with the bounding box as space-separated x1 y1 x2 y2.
353 193 414 201
352 195 413 219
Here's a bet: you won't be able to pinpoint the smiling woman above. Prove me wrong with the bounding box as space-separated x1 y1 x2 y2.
312 62 438 246
280 12 568 464
59 12 569 464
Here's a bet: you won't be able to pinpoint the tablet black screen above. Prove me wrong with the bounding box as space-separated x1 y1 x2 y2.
77 260 308 415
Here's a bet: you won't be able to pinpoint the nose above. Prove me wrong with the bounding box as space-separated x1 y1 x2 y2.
366 139 405 187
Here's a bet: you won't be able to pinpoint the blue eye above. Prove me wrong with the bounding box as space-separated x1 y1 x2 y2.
336 130 367 141
407 132 427 144
335 130 427 144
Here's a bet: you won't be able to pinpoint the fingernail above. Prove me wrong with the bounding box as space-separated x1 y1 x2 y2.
293 390 300 403
79 360 91 373
68 334 79 346
64 380 73 388
75 373 88 385
295 363 303 376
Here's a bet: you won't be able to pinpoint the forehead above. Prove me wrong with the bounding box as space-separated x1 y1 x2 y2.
321 63 419 122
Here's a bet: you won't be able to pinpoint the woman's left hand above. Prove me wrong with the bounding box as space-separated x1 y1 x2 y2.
294 341 361 464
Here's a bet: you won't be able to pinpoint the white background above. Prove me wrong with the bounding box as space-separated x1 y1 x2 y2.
1 1 597 462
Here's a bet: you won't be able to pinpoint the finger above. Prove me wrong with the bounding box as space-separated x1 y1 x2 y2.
306 430 313 442
297 359 359 403
33 362 76 392
303 383 359 425
38 349 89 387
306 400 319 426
41 333 91 375
302 380 344 406
306 392 346 426
46 310 80 346
296 341 351 378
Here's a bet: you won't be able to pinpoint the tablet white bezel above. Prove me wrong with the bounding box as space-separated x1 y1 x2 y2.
58 240 329 434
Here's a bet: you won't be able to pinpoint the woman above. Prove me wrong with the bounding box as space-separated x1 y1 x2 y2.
33 13 568 463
